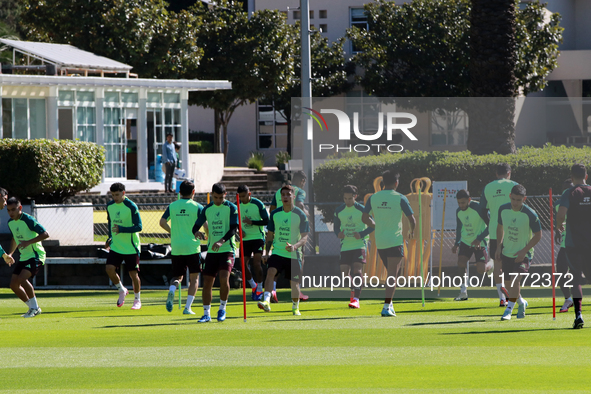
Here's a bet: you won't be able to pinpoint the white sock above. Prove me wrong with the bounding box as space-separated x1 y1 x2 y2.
185 295 195 310
507 301 515 312
517 297 525 305
134 292 140 301
25 299 31 307
292 300 300 309
460 283 467 293
203 305 211 316
383 302 391 309
264 291 271 302
353 297 359 302
169 285 177 294
115 282 124 291
248 278 257 288
273 281 277 291
29 297 39 310
256 282 263 292
496 283 505 300
219 300 227 311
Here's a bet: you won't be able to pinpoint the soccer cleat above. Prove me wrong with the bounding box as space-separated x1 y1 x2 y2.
292 308 301 316
217 309 226 322
499 299 508 307
573 315 584 329
271 291 279 303
350 290 355 303
183 308 195 315
299 293 309 301
454 292 468 301
131 300 142 310
348 299 360 309
166 291 174 312
501 308 512 321
517 300 528 319
22 308 42 318
258 300 271 312
251 288 264 301
198 315 211 323
560 298 574 313
117 288 129 307
381 306 396 317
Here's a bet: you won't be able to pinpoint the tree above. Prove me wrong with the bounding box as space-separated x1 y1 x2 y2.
348 0 562 154
188 1 295 163
19 0 202 78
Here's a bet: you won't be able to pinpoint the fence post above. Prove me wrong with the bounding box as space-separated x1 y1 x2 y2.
30 199 36 219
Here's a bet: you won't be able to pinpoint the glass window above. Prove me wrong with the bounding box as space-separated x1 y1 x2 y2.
58 90 75 102
122 92 139 104
319 24 327 32
350 8 369 53
76 91 95 103
293 10 301 19
257 103 287 149
148 92 161 104
163 93 180 104
105 92 119 104
14 99 28 140
29 99 46 139
319 10 327 18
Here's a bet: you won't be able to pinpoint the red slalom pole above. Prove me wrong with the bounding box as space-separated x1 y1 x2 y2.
549 188 556 320
236 193 247 322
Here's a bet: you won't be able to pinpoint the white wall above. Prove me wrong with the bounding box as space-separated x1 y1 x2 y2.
188 153 225 193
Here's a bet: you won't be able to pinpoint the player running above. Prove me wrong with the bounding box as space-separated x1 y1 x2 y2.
496 184 542 321
480 163 515 306
258 185 309 315
333 185 374 309
556 164 591 329
194 183 239 323
5 197 49 317
362 170 416 317
452 189 490 301
237 184 269 301
0 188 15 267
105 182 143 310
159 180 206 315
554 179 574 313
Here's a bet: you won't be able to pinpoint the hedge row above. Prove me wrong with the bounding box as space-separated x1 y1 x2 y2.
0 139 105 203
188 141 213 153
313 144 591 222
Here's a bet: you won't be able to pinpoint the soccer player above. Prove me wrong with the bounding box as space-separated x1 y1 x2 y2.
237 184 269 301
269 170 309 301
495 184 542 321
105 182 143 310
362 170 416 317
555 179 574 313
5 197 49 317
194 183 239 323
452 189 490 301
258 185 309 315
334 185 374 308
480 163 515 306
160 180 206 315
0 188 15 266
556 164 591 329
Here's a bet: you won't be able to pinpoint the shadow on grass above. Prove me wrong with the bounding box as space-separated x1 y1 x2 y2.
267 316 370 323
441 328 568 335
406 319 487 326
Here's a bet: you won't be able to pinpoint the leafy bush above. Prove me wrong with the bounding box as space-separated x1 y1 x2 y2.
314 144 591 223
188 141 213 153
275 151 290 168
246 152 266 171
188 130 214 143
0 139 105 203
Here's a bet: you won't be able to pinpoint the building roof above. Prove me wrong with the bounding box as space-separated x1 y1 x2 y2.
0 39 132 72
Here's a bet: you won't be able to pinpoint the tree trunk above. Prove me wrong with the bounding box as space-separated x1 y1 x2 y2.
222 120 229 166
213 109 222 154
468 0 517 155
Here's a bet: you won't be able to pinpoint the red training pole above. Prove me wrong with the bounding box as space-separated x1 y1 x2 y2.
236 193 247 322
549 188 556 320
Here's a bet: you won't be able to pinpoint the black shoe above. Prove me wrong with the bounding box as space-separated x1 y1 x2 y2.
573 315 584 329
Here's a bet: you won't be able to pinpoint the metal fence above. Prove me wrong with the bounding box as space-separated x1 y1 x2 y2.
32 196 561 266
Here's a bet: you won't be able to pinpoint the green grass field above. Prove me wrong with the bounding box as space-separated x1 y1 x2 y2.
1 288 590 393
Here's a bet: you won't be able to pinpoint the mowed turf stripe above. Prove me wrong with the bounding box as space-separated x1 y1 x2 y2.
0 346 589 368
0 366 590 390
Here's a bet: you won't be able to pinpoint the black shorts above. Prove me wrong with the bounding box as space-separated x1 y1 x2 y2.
501 254 530 274
242 239 264 259
12 258 43 277
458 242 488 262
490 240 498 260
203 252 234 277
566 247 591 280
171 253 201 277
340 249 366 265
106 251 140 272
556 248 570 275
267 254 302 283
377 246 404 262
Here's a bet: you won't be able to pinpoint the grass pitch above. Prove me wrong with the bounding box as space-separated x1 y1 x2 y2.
1 288 590 393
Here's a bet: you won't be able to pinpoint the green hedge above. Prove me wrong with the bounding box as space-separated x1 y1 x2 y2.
0 139 105 203
314 144 591 222
189 141 213 153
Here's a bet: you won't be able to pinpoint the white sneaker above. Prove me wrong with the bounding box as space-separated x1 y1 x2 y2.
560 298 573 313
501 308 512 321
22 308 42 318
183 308 196 315
454 291 468 301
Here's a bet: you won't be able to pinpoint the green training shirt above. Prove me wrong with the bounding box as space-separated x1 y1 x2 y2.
271 186 306 209
162 198 204 256
196 200 238 254
8 212 47 262
455 201 489 247
107 197 142 255
268 206 309 259
480 178 518 240
334 202 374 252
498 203 541 260
239 197 269 241
363 190 414 249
